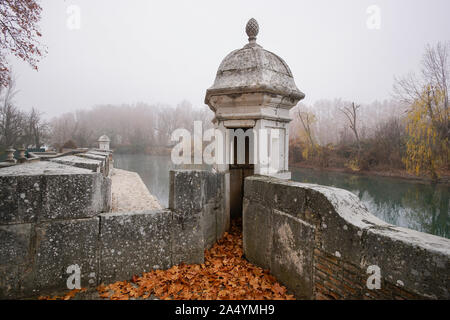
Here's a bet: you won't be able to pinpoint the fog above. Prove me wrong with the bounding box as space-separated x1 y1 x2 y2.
8 0 450 118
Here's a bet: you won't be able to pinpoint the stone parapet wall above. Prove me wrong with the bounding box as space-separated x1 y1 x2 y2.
0 162 110 224
0 167 227 299
0 208 206 299
169 170 230 251
0 161 112 298
243 175 450 300
49 155 103 173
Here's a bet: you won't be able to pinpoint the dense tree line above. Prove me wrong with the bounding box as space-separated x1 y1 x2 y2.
289 98 408 170
0 79 48 151
290 42 449 180
48 100 213 154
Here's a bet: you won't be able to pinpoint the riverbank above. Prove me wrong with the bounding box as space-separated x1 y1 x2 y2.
290 162 450 185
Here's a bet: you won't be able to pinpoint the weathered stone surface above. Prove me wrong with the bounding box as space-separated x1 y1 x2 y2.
76 153 109 176
77 153 106 164
99 210 172 284
49 155 102 173
0 175 42 224
0 162 105 223
0 166 228 299
202 201 217 249
0 224 31 266
171 208 204 265
87 151 110 157
216 172 230 240
169 170 203 212
42 172 104 220
102 176 112 213
0 224 32 298
0 161 92 176
243 175 450 300
271 209 314 299
360 226 450 299
24 218 99 295
242 199 272 270
170 170 229 252
205 30 304 105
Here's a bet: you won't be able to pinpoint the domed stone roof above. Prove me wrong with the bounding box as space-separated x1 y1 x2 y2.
98 135 110 142
205 18 305 106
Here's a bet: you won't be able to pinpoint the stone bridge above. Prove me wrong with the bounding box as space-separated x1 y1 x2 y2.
0 155 449 299
1 18 449 300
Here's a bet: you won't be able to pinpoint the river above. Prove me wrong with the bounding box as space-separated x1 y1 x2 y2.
114 154 449 239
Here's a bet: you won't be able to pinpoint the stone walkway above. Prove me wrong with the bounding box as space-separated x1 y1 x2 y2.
111 168 162 212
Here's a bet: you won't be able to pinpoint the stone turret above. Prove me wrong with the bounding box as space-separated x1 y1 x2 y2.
98 135 110 151
205 18 305 217
205 18 304 178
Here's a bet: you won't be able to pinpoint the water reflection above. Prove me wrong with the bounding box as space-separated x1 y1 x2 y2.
291 167 449 239
114 154 449 239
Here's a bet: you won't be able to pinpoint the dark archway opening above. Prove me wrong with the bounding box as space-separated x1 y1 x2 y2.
229 128 254 220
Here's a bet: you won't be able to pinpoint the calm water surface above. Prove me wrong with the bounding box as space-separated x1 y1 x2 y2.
114 154 449 239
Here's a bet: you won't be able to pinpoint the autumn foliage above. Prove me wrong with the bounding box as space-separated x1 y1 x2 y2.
98 220 294 300
0 0 45 87
404 87 449 179
39 220 295 301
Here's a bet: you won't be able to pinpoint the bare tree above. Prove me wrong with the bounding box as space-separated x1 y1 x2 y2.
49 112 78 148
422 42 449 112
394 42 449 138
0 80 25 148
339 102 361 154
297 109 316 150
23 107 48 148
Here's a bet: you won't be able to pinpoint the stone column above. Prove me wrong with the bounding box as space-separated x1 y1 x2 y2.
17 147 27 164
5 147 16 163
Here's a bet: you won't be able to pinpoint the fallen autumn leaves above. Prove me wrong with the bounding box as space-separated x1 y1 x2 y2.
40 220 295 300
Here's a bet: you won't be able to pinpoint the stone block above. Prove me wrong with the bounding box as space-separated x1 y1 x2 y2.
169 169 229 253
360 226 450 300
101 176 112 212
49 155 102 173
271 209 315 299
0 224 32 299
243 175 450 300
169 170 203 212
242 198 273 270
216 172 230 240
99 210 172 284
42 172 104 220
203 171 218 203
24 218 99 295
0 162 105 223
171 208 204 265
0 175 42 224
202 201 217 249
77 153 107 175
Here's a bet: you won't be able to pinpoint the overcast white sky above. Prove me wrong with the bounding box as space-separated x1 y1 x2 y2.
8 0 450 118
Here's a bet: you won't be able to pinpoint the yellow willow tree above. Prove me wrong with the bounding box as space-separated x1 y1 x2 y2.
297 109 317 160
404 86 449 180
